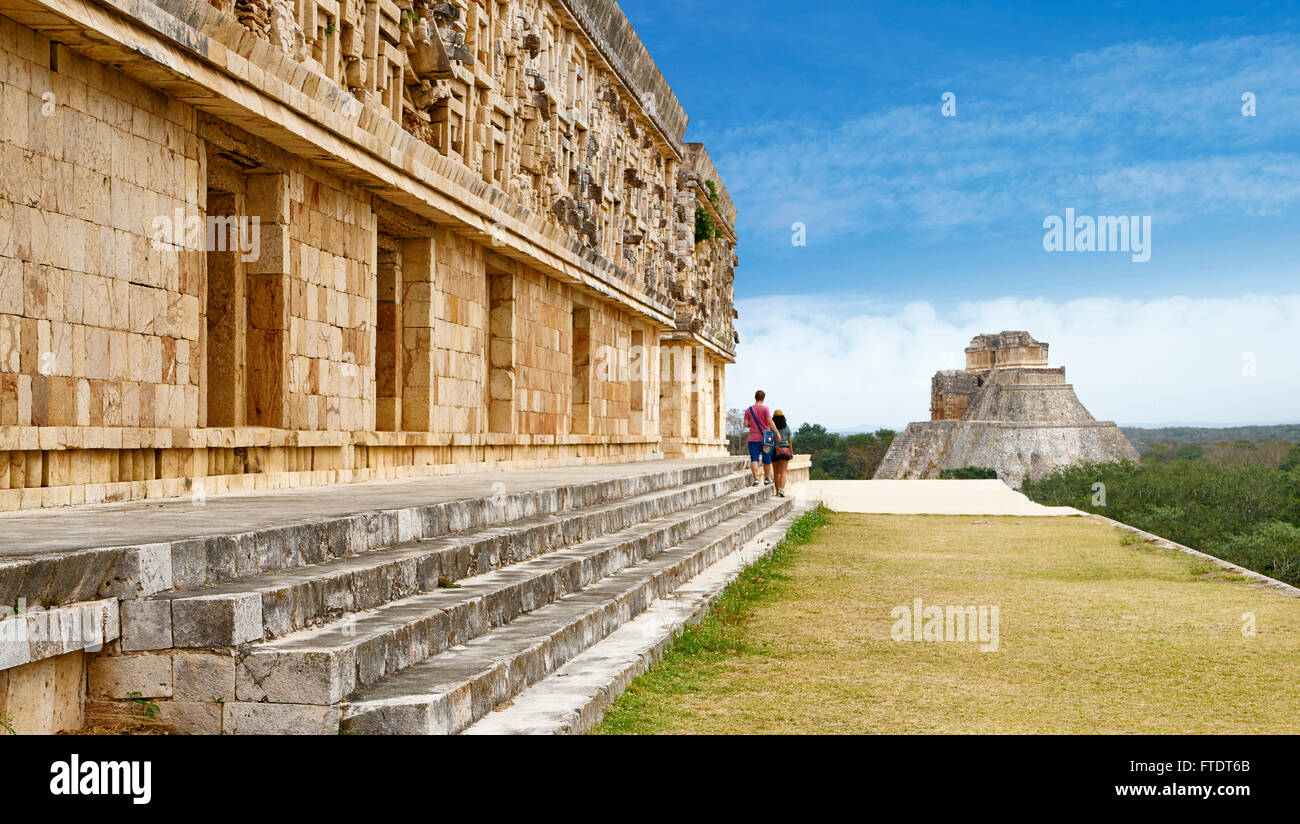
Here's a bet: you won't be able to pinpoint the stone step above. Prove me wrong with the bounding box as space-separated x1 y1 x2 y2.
233 485 776 706
338 494 794 735
0 457 745 610
463 503 816 734
126 471 748 650
875 428 918 479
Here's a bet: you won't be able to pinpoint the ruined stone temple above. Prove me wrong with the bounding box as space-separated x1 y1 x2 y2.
875 332 1139 486
0 0 816 736
0 0 741 514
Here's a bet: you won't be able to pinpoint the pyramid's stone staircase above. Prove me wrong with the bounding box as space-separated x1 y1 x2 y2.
874 426 920 479
70 457 805 733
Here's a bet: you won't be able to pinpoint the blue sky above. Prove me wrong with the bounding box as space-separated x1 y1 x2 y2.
624 1 1300 429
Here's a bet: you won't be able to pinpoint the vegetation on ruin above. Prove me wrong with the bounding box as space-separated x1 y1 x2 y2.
1022 451 1300 586
693 181 728 243
694 207 719 243
595 513 1300 734
704 179 720 208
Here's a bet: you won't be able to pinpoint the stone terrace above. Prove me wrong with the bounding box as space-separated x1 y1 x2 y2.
0 455 811 733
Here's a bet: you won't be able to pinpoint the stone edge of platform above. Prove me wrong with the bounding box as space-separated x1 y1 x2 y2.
1093 514 1300 599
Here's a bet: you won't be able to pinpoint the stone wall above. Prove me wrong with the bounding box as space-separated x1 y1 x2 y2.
512 266 571 435
964 331 1049 370
0 0 737 511
0 25 202 433
930 370 980 421
1 651 87 734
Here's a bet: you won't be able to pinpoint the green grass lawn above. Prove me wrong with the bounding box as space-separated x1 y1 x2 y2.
595 511 1300 734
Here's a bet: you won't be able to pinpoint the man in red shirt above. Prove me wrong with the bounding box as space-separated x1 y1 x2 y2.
743 390 776 487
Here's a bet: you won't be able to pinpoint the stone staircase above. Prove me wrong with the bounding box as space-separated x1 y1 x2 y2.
463 500 816 734
79 457 802 733
874 425 920 479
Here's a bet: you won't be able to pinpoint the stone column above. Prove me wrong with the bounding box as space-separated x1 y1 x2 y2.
400 237 436 431
204 190 247 427
570 306 591 435
629 327 645 436
244 173 290 429
658 339 690 457
487 271 515 434
375 238 403 431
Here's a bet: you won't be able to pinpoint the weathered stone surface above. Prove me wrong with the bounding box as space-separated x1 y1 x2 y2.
224 702 339 735
236 648 357 705
3 459 775 735
173 652 236 702
157 700 224 735
171 594 262 648
100 544 173 600
0 0 737 528
877 332 1140 486
239 482 764 705
0 651 87 734
87 653 173 700
116 466 741 658
121 599 173 651
341 491 790 734
466 504 813 735
2 598 120 668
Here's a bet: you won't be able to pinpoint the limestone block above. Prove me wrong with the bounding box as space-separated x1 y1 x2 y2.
100 542 173 599
121 598 173 651
51 649 86 733
224 701 338 735
171 592 262 647
87 652 172 699
236 647 356 705
172 651 235 702
2 655 55 733
157 700 223 734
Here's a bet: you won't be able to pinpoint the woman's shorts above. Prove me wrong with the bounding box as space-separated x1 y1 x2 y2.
748 441 772 465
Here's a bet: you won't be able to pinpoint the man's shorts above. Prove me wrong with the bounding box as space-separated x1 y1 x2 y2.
748 441 772 465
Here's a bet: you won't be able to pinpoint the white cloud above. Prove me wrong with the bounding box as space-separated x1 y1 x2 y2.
729 293 1300 430
704 35 1300 243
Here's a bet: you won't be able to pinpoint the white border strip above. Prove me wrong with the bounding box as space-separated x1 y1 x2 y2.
1092 514 1300 599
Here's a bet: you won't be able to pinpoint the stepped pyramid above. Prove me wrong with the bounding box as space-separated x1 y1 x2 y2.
875 332 1139 486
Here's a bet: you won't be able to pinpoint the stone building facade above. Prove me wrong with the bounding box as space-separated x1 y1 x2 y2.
876 332 1139 486
0 0 739 512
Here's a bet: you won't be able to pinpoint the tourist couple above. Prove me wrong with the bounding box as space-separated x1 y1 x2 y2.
743 390 793 497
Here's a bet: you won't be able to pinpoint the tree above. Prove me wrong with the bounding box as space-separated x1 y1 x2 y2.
793 423 839 455
1281 444 1300 472
788 422 896 479
726 408 747 455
